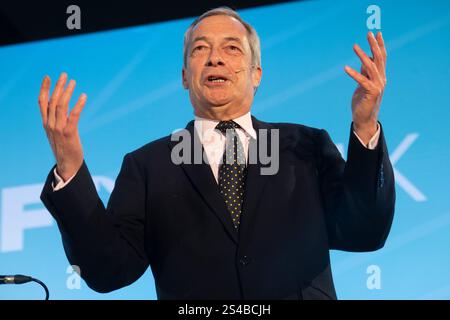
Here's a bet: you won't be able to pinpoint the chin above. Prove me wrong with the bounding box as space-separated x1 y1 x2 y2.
204 94 234 107
208 100 232 107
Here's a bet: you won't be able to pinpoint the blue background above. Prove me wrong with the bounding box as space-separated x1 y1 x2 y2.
1 0 450 299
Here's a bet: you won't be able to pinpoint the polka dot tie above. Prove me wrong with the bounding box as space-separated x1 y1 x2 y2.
215 120 247 230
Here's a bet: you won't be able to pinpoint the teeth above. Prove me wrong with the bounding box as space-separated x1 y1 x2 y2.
208 76 226 82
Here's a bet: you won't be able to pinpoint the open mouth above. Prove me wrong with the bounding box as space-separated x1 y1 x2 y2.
206 75 229 84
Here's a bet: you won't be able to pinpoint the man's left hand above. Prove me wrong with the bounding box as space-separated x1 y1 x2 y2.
345 31 387 145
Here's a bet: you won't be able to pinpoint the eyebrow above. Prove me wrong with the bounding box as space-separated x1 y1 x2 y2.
191 36 244 45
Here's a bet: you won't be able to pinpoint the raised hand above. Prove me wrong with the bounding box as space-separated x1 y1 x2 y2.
345 31 387 145
38 72 87 181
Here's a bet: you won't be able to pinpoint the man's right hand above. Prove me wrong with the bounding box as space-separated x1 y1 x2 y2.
38 72 87 182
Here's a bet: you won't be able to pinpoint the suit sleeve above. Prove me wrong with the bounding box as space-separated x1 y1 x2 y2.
318 122 396 252
40 153 149 292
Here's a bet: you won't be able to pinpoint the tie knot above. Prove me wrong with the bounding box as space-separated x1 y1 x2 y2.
215 120 241 134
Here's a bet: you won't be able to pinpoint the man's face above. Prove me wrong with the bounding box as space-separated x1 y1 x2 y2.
182 15 262 119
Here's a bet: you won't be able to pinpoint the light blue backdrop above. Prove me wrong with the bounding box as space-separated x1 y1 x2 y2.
1 0 450 299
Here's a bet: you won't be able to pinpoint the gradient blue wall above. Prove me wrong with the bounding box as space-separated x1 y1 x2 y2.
1 0 450 299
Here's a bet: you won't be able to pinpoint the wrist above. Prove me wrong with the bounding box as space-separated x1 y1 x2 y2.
56 161 82 182
353 120 378 145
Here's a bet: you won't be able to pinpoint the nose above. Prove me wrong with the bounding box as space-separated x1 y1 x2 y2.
205 47 225 67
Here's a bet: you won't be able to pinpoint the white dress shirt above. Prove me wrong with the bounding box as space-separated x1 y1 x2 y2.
52 112 380 190
194 112 257 182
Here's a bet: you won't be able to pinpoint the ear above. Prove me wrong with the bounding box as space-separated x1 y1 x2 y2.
252 66 262 89
182 68 189 90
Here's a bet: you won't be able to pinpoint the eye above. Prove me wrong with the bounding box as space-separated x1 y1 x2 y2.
193 45 207 52
224 45 243 55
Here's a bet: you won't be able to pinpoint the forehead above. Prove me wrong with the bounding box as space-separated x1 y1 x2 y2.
190 15 249 42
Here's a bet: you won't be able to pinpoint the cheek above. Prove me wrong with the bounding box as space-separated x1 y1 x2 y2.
236 71 255 90
187 62 203 80
227 59 245 74
225 58 252 84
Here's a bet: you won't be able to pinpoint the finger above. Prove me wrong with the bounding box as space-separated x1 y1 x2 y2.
361 63 370 78
353 44 378 81
376 31 387 60
376 32 387 82
38 75 51 125
56 79 76 129
344 65 372 90
48 72 67 129
353 44 383 85
363 57 385 84
67 93 87 131
367 32 385 76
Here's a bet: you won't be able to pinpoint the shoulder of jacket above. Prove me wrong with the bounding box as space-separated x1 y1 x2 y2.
266 121 325 142
126 134 172 162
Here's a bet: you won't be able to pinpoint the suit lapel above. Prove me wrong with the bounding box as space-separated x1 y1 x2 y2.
168 116 275 244
168 121 239 244
239 116 273 240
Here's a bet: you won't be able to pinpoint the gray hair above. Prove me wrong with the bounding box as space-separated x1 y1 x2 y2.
183 7 261 69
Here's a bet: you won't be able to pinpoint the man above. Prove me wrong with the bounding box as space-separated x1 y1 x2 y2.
38 7 395 299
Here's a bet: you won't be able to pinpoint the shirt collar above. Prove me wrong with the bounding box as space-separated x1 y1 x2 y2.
194 111 257 140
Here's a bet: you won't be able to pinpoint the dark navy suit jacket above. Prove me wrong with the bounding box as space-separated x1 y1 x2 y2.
40 116 395 299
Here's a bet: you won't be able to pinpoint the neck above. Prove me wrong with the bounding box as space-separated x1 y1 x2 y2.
194 103 251 121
